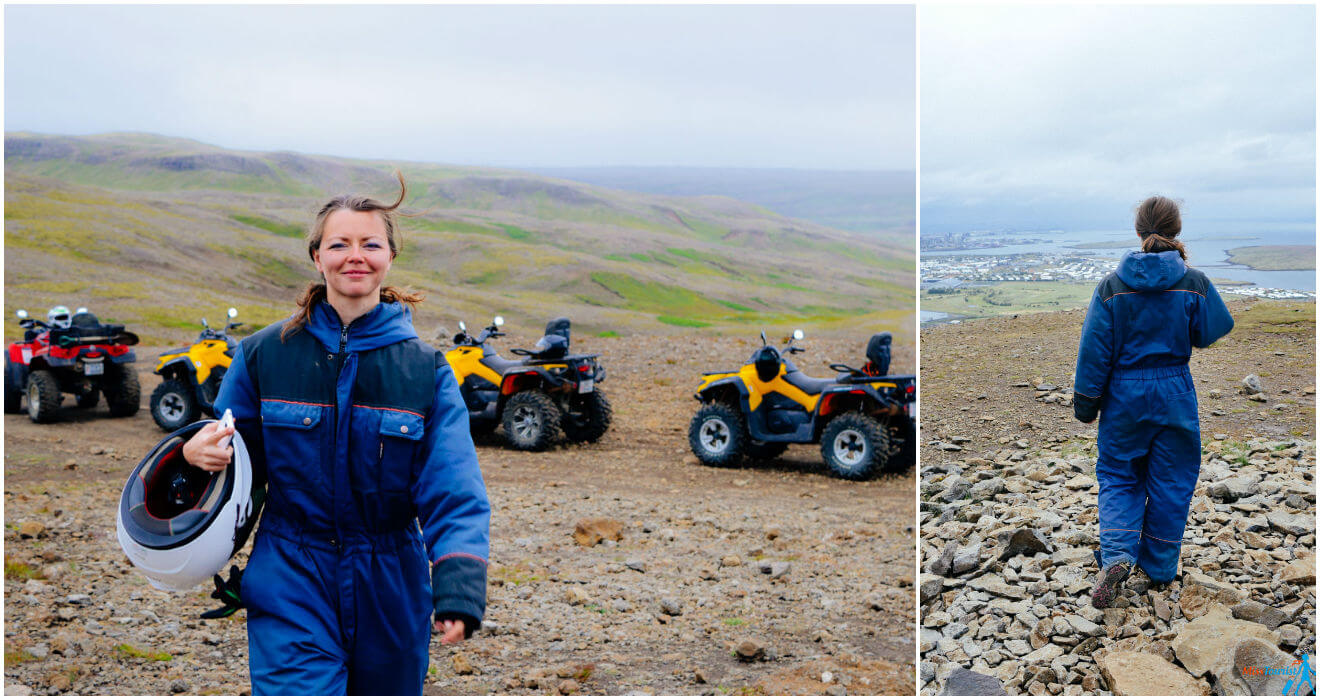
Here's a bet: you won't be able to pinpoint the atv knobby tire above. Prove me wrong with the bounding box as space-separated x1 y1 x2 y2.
745 440 789 461
688 402 747 468
151 378 199 431
4 360 23 414
562 389 613 443
76 389 100 410
820 412 889 480
26 370 62 423
502 390 562 451
104 364 142 417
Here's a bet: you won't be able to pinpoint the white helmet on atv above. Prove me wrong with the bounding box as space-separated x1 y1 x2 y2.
47 306 72 329
116 415 263 591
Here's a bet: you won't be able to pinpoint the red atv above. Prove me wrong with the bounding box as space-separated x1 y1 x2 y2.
5 308 142 423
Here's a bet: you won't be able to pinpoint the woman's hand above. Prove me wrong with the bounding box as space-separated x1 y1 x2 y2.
434 619 466 644
183 421 234 472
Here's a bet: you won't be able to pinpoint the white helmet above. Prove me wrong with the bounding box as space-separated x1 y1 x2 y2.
47 306 72 329
116 416 263 591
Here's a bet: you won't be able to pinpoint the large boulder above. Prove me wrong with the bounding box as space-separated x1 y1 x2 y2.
1215 639 1310 696
1172 604 1278 679
1097 650 1211 696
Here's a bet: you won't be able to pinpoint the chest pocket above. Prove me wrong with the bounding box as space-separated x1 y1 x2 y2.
260 400 328 492
377 411 425 494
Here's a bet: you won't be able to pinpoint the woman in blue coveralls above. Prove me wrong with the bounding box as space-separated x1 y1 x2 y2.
1073 196 1233 608
182 175 491 694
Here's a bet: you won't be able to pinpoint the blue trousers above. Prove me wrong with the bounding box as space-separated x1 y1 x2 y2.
241 517 433 695
1095 366 1200 583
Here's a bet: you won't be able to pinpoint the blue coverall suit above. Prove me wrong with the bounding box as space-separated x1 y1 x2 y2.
1073 251 1233 583
214 300 490 695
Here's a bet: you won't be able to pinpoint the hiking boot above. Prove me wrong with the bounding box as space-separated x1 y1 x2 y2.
1091 560 1132 609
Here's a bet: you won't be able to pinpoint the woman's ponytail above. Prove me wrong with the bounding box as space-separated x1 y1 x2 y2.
1135 196 1187 261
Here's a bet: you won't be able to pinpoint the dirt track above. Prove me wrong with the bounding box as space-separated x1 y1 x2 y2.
3 332 916 695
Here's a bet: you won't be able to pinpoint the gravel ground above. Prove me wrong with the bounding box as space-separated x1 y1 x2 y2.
4 331 916 696
918 299 1316 695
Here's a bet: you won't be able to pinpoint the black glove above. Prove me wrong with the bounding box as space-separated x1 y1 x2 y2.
200 565 244 619
1073 394 1101 424
431 556 487 638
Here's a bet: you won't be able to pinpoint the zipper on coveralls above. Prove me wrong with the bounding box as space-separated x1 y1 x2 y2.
328 323 349 553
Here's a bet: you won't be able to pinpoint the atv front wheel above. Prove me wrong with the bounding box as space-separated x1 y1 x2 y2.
502 390 562 451
104 365 142 417
151 379 199 431
688 402 747 467
76 389 100 410
26 370 62 423
820 412 889 480
562 389 613 443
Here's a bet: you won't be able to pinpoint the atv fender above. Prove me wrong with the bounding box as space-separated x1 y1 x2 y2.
499 369 557 396
155 357 201 386
818 385 894 418
694 376 747 404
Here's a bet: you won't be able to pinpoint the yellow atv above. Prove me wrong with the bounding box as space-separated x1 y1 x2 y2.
689 330 915 479
149 308 243 432
446 316 611 451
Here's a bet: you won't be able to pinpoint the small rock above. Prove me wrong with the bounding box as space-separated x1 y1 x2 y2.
18 522 44 539
1240 374 1264 394
734 638 766 661
939 668 1007 696
625 560 645 573
1280 554 1316 586
169 679 189 694
557 679 580 695
452 653 475 675
572 518 624 547
759 561 791 579
659 599 682 616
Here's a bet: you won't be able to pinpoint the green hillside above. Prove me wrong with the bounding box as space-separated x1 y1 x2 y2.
4 132 914 345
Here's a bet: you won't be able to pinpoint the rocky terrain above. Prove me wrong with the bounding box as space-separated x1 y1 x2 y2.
3 331 915 696
919 299 1317 695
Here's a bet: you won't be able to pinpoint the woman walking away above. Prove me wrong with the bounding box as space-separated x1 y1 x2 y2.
1073 196 1234 608
182 174 491 694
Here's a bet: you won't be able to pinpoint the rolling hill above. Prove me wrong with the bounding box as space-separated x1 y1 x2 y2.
4 132 913 345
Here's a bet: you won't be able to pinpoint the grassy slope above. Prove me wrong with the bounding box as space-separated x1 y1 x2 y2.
4 132 914 346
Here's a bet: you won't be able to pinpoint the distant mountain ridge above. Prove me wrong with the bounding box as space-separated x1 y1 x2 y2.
5 132 914 345
530 166 914 237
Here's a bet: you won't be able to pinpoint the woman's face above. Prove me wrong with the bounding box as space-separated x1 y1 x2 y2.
314 209 393 303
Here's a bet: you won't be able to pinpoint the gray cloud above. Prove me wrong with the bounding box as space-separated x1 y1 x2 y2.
5 5 914 170
921 5 1315 231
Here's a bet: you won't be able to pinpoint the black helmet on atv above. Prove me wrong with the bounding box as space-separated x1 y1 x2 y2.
753 345 781 382
865 333 892 377
533 317 572 359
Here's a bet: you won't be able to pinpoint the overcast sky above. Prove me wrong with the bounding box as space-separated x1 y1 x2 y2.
921 5 1315 232
5 5 914 171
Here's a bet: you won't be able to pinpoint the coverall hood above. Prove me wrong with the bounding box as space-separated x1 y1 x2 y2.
1116 251 1187 291
306 300 419 352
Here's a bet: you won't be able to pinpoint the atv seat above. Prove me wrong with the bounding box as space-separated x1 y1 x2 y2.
781 370 836 395
481 353 526 374
50 312 125 348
